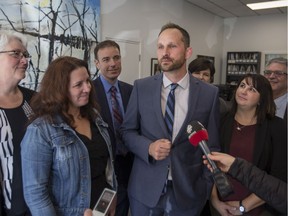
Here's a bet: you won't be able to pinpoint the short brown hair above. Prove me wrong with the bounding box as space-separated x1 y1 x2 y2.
94 40 120 60
188 58 215 83
158 23 190 48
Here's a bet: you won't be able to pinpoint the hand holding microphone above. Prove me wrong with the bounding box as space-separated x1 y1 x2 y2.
203 152 236 173
187 121 234 198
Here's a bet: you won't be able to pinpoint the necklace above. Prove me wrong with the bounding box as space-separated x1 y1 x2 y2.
235 113 257 132
235 118 257 131
236 122 246 131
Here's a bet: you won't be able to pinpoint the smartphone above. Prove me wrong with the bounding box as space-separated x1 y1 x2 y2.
92 188 116 216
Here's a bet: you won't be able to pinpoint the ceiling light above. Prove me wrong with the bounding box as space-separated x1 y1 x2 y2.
247 0 288 10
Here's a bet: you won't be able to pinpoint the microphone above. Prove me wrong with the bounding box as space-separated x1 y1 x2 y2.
187 121 233 198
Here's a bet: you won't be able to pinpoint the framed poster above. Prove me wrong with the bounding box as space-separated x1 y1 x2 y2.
264 53 287 65
197 55 215 65
261 52 287 73
150 58 160 75
0 0 101 90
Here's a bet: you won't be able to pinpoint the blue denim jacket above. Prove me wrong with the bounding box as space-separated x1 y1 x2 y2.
21 113 117 216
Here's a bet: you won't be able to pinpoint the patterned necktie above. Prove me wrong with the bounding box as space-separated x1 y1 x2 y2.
110 86 123 126
164 83 178 138
110 86 127 155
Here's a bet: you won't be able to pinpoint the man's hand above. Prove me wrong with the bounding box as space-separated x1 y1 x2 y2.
149 139 172 160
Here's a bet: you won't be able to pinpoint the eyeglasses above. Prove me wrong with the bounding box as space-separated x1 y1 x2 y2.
0 50 31 60
263 70 287 77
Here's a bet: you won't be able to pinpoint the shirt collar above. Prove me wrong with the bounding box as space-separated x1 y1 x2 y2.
162 72 189 90
275 92 288 103
99 74 119 93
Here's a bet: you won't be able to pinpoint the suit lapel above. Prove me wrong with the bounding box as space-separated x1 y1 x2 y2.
253 120 266 164
174 76 201 143
94 78 114 128
152 75 170 137
118 82 130 112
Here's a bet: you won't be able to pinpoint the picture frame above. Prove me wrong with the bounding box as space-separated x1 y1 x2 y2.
197 55 215 65
261 52 287 74
150 58 160 76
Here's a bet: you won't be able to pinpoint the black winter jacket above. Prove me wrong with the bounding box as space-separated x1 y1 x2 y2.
229 158 287 214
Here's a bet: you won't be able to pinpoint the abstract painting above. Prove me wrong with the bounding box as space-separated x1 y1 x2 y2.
0 0 100 90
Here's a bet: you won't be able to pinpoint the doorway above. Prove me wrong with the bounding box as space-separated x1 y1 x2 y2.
105 37 141 85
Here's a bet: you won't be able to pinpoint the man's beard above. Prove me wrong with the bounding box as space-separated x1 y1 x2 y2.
159 56 185 72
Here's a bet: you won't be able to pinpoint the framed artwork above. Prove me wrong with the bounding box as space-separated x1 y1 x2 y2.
151 58 160 75
264 53 287 65
197 55 215 65
261 52 287 73
0 0 101 90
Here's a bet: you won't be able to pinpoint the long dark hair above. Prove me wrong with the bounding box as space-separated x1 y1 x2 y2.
230 74 276 124
29 56 100 126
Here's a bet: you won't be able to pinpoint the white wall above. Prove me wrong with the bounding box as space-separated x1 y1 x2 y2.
100 0 224 83
221 14 287 83
100 0 287 84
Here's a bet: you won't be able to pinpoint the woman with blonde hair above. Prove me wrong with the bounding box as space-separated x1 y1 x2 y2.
0 33 34 216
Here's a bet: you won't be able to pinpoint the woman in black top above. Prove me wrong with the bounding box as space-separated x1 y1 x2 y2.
0 33 34 215
211 74 286 216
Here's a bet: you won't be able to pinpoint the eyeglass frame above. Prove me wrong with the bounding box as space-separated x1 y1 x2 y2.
263 70 287 77
0 50 31 60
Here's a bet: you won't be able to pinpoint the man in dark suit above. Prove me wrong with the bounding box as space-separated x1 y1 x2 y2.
92 40 133 216
121 23 220 215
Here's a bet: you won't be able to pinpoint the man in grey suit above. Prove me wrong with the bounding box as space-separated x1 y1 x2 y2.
121 23 220 215
92 40 133 216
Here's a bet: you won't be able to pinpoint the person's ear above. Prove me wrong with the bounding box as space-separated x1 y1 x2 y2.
94 59 100 70
185 47 192 60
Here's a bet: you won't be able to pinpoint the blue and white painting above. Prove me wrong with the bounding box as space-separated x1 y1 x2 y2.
0 0 101 90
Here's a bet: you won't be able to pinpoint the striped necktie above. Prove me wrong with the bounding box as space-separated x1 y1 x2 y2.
110 86 127 155
164 83 178 138
162 83 178 194
110 86 123 127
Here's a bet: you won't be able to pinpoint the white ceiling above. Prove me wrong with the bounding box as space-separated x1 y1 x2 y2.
185 0 287 18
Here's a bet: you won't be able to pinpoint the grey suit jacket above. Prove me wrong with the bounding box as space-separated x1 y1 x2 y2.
121 73 220 210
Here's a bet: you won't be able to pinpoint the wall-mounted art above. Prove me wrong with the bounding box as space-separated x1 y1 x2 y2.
151 58 160 76
0 0 100 90
197 55 215 65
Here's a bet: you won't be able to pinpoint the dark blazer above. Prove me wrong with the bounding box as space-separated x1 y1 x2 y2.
220 113 287 182
93 77 133 153
121 73 220 211
229 158 287 214
221 113 287 215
